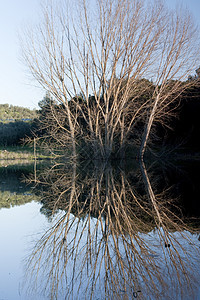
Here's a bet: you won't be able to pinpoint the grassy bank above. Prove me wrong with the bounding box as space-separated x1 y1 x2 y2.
0 145 50 160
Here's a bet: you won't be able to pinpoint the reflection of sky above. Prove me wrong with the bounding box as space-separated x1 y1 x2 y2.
138 229 200 299
0 201 48 300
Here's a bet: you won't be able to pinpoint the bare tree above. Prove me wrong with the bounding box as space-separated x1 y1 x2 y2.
21 0 200 160
139 9 200 159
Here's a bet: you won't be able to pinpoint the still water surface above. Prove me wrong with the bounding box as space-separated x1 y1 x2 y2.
0 161 200 299
0 202 48 300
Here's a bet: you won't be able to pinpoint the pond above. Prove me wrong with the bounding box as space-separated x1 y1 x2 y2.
0 160 200 299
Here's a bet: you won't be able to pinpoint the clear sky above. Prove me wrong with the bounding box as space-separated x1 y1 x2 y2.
0 0 199 109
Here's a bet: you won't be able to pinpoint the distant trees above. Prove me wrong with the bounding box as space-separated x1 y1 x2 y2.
0 104 37 121
21 0 200 161
0 104 38 146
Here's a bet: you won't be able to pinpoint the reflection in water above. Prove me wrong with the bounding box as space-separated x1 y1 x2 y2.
23 161 200 299
0 165 39 209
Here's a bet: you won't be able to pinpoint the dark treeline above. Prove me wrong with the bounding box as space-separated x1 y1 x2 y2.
0 104 38 146
35 75 200 159
156 83 200 152
0 121 36 146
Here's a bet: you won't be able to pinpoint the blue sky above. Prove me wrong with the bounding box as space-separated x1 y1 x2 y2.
0 0 199 109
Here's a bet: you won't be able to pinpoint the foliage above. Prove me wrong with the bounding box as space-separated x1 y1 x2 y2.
0 103 37 121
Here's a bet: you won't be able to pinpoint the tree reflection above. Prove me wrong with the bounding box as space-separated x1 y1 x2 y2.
23 161 200 299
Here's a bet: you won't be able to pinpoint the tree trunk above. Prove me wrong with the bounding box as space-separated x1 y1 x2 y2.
139 95 160 160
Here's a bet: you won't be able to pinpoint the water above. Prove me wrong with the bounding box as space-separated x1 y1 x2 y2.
0 161 199 299
0 202 48 300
